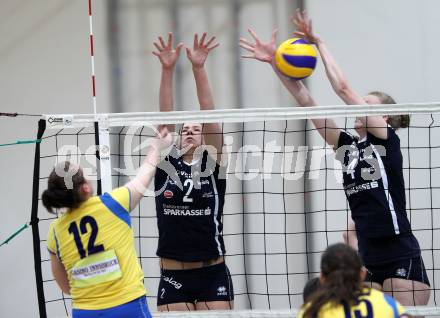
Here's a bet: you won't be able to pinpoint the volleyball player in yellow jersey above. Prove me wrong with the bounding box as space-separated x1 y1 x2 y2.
297 243 408 318
43 127 172 318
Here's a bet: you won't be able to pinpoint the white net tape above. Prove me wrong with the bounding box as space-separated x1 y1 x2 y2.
153 307 440 317
43 102 440 128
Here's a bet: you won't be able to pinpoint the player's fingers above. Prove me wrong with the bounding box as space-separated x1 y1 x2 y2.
194 33 199 49
167 32 173 48
248 28 260 44
271 29 278 42
239 38 255 48
239 43 255 52
154 42 163 52
206 35 216 47
200 32 207 46
303 10 309 23
292 14 301 26
185 47 192 58
175 43 184 56
309 19 314 34
295 8 303 23
207 42 220 51
159 36 166 49
157 125 165 136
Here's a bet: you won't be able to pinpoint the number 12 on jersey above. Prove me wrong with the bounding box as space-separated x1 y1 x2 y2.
68 216 104 259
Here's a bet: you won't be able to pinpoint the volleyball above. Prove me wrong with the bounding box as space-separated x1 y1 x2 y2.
274 38 317 79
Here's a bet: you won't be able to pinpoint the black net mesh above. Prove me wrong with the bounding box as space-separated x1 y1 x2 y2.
33 113 440 316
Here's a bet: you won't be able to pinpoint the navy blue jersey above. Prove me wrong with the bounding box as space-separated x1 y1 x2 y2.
155 147 226 262
337 127 420 264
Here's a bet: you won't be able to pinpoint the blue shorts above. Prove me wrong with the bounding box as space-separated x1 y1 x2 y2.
365 256 430 287
157 262 234 306
72 296 151 318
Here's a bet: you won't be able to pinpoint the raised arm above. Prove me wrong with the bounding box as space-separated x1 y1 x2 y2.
186 33 223 160
153 33 183 132
239 28 341 147
125 126 172 209
293 10 388 139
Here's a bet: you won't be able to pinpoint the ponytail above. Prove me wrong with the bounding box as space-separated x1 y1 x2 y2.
368 91 410 130
387 114 410 130
303 244 364 318
42 162 86 213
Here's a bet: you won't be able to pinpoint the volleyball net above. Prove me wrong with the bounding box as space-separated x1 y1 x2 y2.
32 103 440 317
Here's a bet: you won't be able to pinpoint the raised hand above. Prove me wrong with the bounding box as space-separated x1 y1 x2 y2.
186 32 219 68
151 125 173 152
239 28 278 63
291 9 320 44
152 32 183 69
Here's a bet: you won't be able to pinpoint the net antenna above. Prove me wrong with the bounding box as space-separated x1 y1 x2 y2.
88 0 112 194
88 0 97 115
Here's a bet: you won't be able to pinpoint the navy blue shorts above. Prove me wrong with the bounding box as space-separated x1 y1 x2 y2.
72 296 151 318
365 256 430 286
157 262 234 306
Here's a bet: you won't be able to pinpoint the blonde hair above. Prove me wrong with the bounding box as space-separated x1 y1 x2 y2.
368 91 410 129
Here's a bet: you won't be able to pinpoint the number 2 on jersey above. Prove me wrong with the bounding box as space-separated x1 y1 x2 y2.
183 179 194 202
68 216 104 259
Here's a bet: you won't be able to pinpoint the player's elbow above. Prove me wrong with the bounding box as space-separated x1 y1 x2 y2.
342 231 348 244
54 277 71 295
333 80 351 98
199 101 214 110
297 98 315 107
61 286 71 295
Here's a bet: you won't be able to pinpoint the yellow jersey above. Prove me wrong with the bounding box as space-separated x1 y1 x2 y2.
298 288 406 318
47 187 146 310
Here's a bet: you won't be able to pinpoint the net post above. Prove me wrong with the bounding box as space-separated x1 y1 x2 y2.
31 119 47 318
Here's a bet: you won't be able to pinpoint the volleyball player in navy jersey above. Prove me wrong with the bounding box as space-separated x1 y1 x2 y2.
239 10 430 306
152 32 233 311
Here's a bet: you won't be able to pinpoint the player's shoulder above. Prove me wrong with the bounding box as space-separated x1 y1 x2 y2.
360 288 406 316
359 287 387 303
70 195 102 214
337 130 359 149
47 218 60 240
107 186 130 200
47 210 70 229
367 126 400 147
48 217 59 229
361 287 382 298
343 130 358 140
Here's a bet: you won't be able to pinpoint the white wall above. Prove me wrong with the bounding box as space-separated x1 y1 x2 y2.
307 0 440 104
